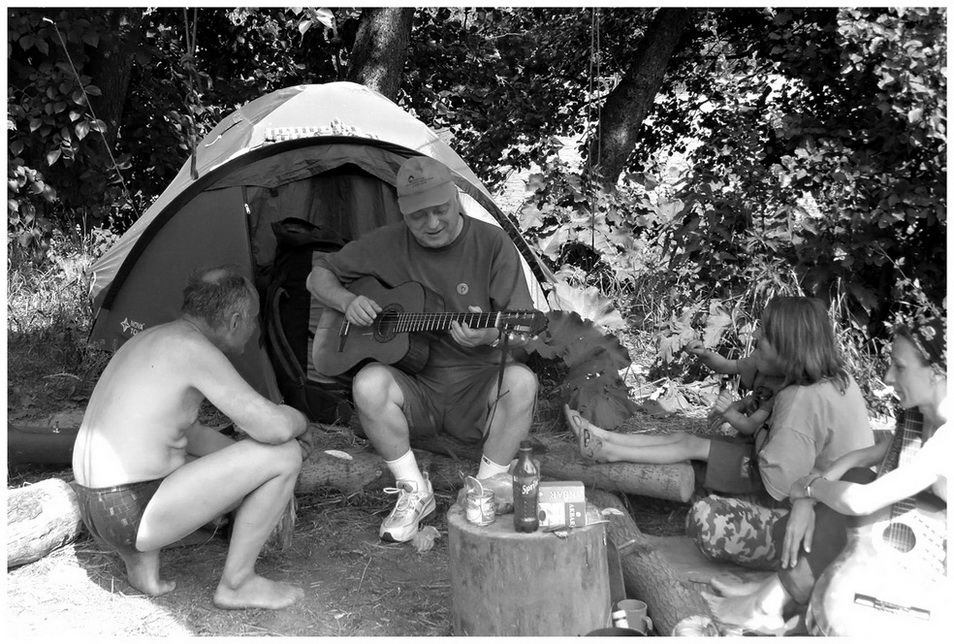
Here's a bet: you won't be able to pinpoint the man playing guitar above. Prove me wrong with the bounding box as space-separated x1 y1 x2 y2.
306 156 538 543
703 314 948 636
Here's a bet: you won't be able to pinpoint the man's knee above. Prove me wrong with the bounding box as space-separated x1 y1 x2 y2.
499 364 538 403
352 364 399 410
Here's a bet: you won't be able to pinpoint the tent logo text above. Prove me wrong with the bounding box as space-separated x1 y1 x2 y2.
120 317 145 336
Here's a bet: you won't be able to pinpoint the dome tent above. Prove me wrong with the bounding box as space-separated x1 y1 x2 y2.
88 82 554 402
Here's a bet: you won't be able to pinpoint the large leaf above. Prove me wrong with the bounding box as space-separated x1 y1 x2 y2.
546 280 626 330
562 374 639 430
525 310 636 429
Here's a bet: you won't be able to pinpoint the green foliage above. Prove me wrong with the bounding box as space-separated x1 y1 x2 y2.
645 7 946 334
525 310 637 429
401 8 656 188
7 9 113 256
515 150 670 304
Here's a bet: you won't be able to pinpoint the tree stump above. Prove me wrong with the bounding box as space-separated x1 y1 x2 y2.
587 488 716 636
7 478 84 568
447 504 610 636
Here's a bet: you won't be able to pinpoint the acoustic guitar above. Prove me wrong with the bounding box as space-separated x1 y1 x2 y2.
312 276 548 377
808 408 949 637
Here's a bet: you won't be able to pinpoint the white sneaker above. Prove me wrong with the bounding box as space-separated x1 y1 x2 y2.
379 473 436 543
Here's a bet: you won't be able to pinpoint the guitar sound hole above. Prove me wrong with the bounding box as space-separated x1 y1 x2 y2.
373 306 402 343
882 522 916 553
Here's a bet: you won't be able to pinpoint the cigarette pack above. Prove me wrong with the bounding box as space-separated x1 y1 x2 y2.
536 481 587 529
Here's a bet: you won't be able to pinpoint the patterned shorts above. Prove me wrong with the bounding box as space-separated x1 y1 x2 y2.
685 493 789 570
75 479 163 556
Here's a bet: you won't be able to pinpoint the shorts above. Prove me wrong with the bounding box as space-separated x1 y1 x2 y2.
375 361 528 444
75 478 164 556
702 436 765 495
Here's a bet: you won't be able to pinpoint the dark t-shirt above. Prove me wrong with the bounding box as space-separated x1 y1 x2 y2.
315 214 534 369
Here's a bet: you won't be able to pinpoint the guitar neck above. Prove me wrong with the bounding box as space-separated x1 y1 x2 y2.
879 408 926 522
385 311 517 334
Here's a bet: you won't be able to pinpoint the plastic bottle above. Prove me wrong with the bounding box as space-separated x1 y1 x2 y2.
512 440 540 533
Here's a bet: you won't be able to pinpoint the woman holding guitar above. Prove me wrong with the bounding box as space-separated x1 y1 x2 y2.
705 315 948 636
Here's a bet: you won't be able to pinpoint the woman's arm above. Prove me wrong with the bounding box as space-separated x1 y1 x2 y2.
792 430 950 516
797 449 942 515
821 441 889 482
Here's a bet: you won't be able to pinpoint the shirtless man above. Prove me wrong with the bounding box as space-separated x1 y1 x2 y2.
72 266 309 610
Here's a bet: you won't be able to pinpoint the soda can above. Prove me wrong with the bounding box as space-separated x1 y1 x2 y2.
464 487 496 526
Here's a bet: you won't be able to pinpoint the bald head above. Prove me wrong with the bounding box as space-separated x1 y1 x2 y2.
182 265 257 329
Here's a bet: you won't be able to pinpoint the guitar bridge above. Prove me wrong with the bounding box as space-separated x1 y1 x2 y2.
336 320 351 353
853 593 930 620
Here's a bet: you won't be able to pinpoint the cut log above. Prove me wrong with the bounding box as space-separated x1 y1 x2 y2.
298 434 695 503
7 478 84 568
539 443 695 503
587 488 715 637
297 444 480 495
447 504 610 635
7 423 79 465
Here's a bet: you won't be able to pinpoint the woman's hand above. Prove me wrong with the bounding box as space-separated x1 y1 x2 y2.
780 498 816 568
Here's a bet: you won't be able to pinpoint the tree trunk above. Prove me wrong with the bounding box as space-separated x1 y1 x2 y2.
588 7 691 185
7 478 84 569
588 488 715 637
84 7 144 149
346 8 415 101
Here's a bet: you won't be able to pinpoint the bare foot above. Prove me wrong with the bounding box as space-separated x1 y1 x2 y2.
701 582 789 635
580 428 612 462
122 550 176 596
564 405 614 454
213 574 304 610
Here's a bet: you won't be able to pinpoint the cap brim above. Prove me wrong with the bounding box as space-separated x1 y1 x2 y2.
398 182 457 215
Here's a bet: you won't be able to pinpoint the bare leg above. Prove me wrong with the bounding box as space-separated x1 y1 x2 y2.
483 364 537 465
702 575 792 635
564 405 686 449
352 363 411 461
578 425 711 465
136 438 305 609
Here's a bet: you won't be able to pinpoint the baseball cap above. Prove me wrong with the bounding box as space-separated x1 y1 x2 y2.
396 156 457 215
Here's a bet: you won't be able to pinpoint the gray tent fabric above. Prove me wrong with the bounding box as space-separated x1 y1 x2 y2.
88 82 553 401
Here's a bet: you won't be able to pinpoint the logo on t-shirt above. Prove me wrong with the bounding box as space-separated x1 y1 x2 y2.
456 282 469 295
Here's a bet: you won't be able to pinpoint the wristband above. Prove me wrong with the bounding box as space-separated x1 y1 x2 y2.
806 475 825 499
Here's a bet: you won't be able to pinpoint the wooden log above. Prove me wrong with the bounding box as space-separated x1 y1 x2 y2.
539 443 695 503
7 478 84 568
587 488 715 637
298 435 695 503
447 504 610 636
7 423 78 465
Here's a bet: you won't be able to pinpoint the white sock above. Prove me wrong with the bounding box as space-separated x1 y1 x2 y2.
477 454 510 480
385 450 426 489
